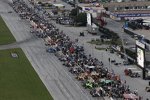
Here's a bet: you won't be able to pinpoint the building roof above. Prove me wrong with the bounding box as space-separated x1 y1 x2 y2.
112 10 150 14
103 1 150 7
34 0 52 3
78 3 103 7
128 28 150 43
78 3 105 12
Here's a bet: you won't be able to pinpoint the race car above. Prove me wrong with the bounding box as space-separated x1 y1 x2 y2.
46 48 56 53
90 87 105 97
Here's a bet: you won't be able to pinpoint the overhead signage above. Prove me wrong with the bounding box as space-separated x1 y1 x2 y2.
136 40 145 68
87 13 92 25
137 47 144 68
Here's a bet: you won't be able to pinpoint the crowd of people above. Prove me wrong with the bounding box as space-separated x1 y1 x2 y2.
11 0 141 99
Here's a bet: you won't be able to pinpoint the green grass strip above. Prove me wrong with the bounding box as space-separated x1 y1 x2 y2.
0 48 53 100
0 16 16 45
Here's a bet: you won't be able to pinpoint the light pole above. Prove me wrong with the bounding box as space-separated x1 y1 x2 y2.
74 0 79 16
121 33 128 63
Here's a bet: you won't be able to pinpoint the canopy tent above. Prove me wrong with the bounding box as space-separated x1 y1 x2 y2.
53 4 65 8
123 93 139 100
84 65 95 69
92 23 98 28
91 71 99 76
87 77 95 83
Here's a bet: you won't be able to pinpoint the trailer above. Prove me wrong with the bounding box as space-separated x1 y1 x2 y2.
87 23 99 35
